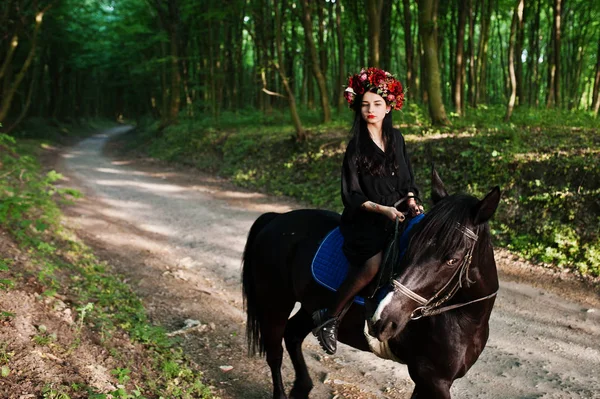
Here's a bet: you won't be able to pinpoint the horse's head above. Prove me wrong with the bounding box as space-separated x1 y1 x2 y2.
366 168 501 342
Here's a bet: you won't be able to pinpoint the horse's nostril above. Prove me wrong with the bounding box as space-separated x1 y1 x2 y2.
391 322 398 331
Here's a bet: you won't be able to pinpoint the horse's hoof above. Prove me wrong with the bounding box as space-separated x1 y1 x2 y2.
289 384 312 399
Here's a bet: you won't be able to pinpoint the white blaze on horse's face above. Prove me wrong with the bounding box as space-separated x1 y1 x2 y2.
371 290 394 325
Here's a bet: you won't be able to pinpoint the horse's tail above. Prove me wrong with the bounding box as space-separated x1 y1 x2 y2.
242 212 279 356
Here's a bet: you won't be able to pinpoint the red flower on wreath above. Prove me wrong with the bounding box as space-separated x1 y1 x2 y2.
343 67 405 111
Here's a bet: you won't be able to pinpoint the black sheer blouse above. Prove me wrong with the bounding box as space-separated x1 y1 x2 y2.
339 129 419 266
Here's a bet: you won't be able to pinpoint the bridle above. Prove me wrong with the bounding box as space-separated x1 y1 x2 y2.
392 222 497 320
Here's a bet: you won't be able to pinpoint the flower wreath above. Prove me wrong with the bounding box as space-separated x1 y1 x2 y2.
344 67 405 111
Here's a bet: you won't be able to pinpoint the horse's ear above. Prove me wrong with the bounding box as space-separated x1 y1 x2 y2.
431 166 448 204
472 186 501 225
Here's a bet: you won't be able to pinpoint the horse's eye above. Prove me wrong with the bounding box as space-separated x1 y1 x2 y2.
446 258 458 266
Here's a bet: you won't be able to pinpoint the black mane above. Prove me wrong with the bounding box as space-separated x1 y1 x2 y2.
404 194 491 264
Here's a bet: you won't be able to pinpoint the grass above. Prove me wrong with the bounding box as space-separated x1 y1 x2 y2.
128 105 599 277
0 127 216 398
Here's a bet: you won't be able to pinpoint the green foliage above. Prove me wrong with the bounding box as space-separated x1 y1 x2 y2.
42 385 71 399
0 258 14 290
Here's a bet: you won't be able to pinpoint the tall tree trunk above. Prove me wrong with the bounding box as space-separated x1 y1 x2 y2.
300 0 331 122
285 9 297 95
380 0 393 70
476 0 493 105
0 10 44 123
335 0 346 112
454 0 467 115
367 0 383 67
304 39 315 109
592 35 600 115
402 0 417 100
515 0 525 106
547 0 562 107
505 0 523 122
466 0 477 107
6 52 41 133
168 0 182 122
317 1 327 74
495 1 508 100
418 0 449 125
160 33 170 119
418 28 428 103
527 0 541 106
0 35 19 82
273 0 305 141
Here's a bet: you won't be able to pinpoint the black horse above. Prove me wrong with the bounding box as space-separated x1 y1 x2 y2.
242 170 501 399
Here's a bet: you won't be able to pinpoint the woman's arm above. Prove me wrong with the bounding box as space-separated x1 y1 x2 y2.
341 144 369 217
361 201 405 221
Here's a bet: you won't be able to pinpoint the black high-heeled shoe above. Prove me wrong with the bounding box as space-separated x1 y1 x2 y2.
312 309 339 355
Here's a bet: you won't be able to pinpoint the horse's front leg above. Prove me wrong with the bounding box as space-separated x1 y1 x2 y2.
284 307 314 399
408 362 453 399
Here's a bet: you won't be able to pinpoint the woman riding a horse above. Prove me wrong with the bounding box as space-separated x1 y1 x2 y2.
312 67 423 355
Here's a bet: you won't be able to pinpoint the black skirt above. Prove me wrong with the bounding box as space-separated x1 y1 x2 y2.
340 211 394 266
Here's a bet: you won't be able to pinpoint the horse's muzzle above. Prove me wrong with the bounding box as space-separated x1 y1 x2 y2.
368 319 398 342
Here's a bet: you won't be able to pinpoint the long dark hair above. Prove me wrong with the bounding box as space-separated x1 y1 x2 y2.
350 92 398 176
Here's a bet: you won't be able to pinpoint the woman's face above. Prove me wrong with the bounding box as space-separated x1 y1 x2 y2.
361 91 391 125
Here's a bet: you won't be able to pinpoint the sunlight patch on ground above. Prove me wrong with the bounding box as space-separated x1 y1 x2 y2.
111 160 134 166
101 198 152 210
216 190 266 199
138 223 176 236
512 148 600 161
95 167 154 176
405 131 477 143
94 179 189 194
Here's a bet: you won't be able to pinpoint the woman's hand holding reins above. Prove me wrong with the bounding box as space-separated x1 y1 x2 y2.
362 201 405 222
383 205 405 222
407 197 424 217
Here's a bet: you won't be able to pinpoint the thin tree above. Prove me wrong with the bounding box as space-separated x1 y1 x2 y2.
476 0 493 105
526 0 541 106
454 0 468 115
0 7 48 123
300 0 331 123
402 0 417 100
593 34 600 116
515 0 526 105
505 0 524 121
335 0 346 112
273 0 305 141
367 0 383 67
150 0 182 125
546 0 562 108
417 0 450 125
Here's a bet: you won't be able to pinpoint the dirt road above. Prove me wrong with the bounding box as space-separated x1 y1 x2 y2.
57 127 600 398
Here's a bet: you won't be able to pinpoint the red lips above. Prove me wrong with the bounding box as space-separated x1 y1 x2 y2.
367 115 376 119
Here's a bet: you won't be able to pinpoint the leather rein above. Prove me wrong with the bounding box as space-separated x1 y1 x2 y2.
392 223 498 320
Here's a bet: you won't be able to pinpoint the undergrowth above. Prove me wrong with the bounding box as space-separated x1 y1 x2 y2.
131 105 600 276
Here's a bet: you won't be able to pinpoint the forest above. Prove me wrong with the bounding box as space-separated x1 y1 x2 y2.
0 1 599 397
1 0 600 131
1 0 599 275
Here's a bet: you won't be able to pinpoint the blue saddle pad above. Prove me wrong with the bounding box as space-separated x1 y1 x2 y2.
311 214 425 306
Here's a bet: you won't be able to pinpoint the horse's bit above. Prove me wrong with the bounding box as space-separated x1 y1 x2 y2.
392 223 498 320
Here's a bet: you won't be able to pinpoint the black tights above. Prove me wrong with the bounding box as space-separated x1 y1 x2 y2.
328 251 382 317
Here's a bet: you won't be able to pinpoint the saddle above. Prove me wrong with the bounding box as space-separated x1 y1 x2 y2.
311 214 424 305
